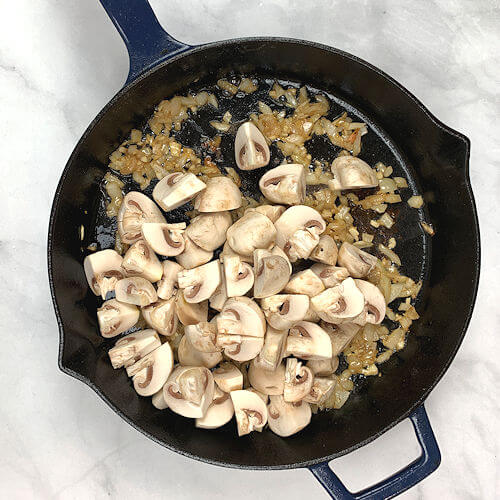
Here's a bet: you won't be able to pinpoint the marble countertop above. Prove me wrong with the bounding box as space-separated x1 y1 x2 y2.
1 0 499 498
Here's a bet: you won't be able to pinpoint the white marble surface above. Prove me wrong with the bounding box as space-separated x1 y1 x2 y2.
1 0 499 498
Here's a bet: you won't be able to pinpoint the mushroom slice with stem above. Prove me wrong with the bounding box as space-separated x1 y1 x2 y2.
141 223 186 257
311 264 350 288
115 277 157 306
329 156 378 190
177 261 221 303
283 358 314 403
271 245 293 273
337 242 378 278
310 235 338 265
248 359 286 395
108 329 160 369
216 297 266 338
184 321 220 353
353 279 386 325
177 335 222 369
226 211 276 257
223 255 254 298
286 321 333 360
245 204 285 223
175 235 213 270
321 321 361 357
175 293 208 325
307 356 339 377
213 362 243 393
220 336 264 363
303 377 337 405
84 249 125 299
157 261 183 300
230 389 268 436
163 366 214 418
118 191 166 244
311 277 365 323
284 269 325 297
142 297 177 336
253 249 291 298
234 122 270 170
260 294 310 330
209 265 228 312
194 176 242 212
259 164 306 205
267 395 311 437
152 172 206 212
255 325 288 371
97 299 139 338
196 387 234 429
121 240 163 282
152 388 169 410
185 211 232 251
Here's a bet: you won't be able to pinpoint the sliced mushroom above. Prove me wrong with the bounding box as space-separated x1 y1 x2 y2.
131 342 174 397
152 172 206 212
303 305 321 323
163 366 214 418
230 389 268 436
260 294 310 330
108 329 160 369
353 279 386 325
310 235 338 265
245 204 286 223
84 249 125 299
157 261 183 300
330 156 378 190
194 176 242 212
115 277 158 306
307 356 339 377
142 297 177 336
121 240 163 282
303 377 336 405
221 240 254 264
185 211 232 251
253 248 291 298
267 395 311 437
213 362 243 393
118 191 166 244
175 292 208 325
311 264 350 288
234 122 270 170
97 299 139 338
216 297 266 338
226 211 276 256
184 321 220 353
320 321 361 356
152 388 169 409
310 277 365 323
209 264 228 311
283 358 314 403
223 255 254 298
284 269 325 297
286 321 333 360
255 325 288 371
248 359 285 395
337 242 378 278
141 222 186 257
220 336 264 362
177 335 222 369
175 235 213 269
259 164 306 205
177 260 221 303
196 387 235 429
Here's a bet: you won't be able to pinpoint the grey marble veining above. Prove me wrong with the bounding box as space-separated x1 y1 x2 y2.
1 0 499 498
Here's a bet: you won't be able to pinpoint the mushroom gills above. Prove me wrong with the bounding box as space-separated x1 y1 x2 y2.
286 321 333 360
141 222 186 257
97 299 139 338
84 249 125 299
259 163 306 205
152 172 206 212
223 255 254 298
259 294 310 330
230 389 268 436
114 277 158 306
234 122 270 170
283 358 314 403
177 260 221 303
311 264 350 288
303 377 336 405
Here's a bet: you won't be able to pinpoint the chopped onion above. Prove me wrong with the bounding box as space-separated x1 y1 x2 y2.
379 244 401 266
362 233 374 243
387 237 396 249
222 111 232 123
217 78 238 95
379 178 397 193
421 221 435 235
209 121 231 132
378 213 394 229
407 195 424 208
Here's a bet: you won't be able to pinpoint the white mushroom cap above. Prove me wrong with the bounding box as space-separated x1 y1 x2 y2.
194 176 242 212
311 264 350 288
330 156 378 190
177 335 222 369
230 389 268 436
303 377 336 405
184 321 220 353
142 297 178 336
213 362 244 393
221 241 254 264
311 277 365 323
115 277 158 306
84 249 125 299
353 279 386 325
223 255 254 298
253 249 291 299
108 329 160 369
259 164 306 205
152 172 206 212
175 235 213 269
260 294 310 330
157 261 183 300
97 299 139 338
321 321 361 356
132 342 174 397
121 240 163 282
255 325 288 371
245 204 286 223
267 395 311 437
209 264 228 311
283 358 314 403
185 211 232 251
177 261 221 303
286 321 333 360
216 297 266 338
337 242 378 278
248 359 285 395
163 366 214 418
284 269 325 297
175 292 208 325
234 122 270 171
196 387 234 429
118 191 166 244
226 211 276 257
141 223 185 257
307 356 339 377
152 388 169 409
310 235 338 265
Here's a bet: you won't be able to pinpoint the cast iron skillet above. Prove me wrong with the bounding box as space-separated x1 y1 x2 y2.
47 1 480 498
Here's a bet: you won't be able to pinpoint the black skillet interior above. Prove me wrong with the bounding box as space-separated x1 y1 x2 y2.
48 39 479 469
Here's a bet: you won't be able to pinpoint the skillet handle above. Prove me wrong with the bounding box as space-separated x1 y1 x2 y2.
309 405 440 499
99 0 191 85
